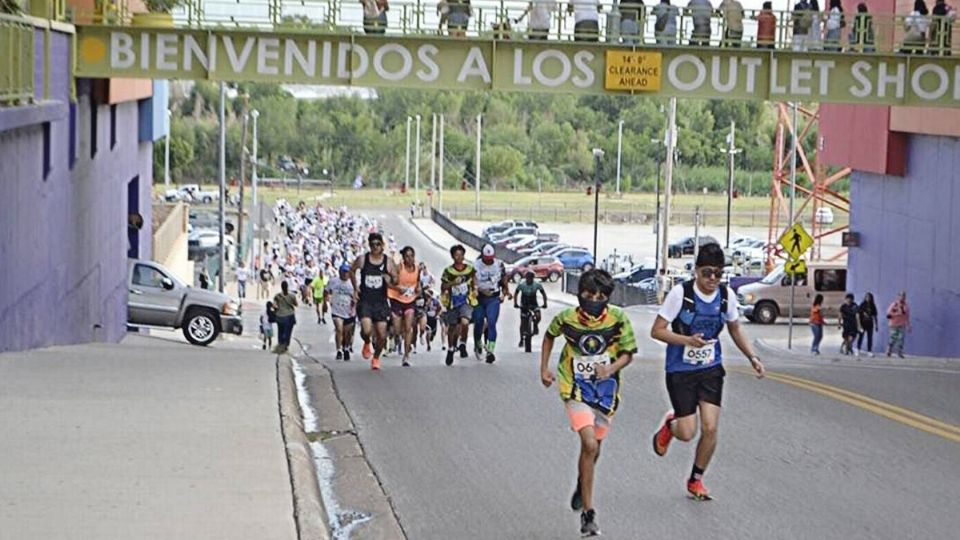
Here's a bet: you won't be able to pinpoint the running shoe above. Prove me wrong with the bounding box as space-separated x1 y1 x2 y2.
343 349 351 362
474 346 484 362
362 342 373 360
580 509 600 537
336 350 343 361
458 343 468 358
570 477 583 511
687 478 712 501
652 410 675 457
371 357 381 371
402 358 411 367
486 352 496 364
445 350 455 366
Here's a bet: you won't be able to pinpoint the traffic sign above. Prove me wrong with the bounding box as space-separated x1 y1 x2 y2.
779 223 814 260
785 258 807 277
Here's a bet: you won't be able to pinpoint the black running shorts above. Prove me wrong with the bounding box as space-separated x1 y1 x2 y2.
357 300 391 323
665 365 726 418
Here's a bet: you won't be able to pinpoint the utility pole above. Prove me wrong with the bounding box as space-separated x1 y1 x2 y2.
659 98 677 274
616 120 623 195
693 205 702 262
217 81 226 293
404 116 411 193
250 109 259 266
164 109 171 187
238 110 248 264
653 132 664 274
788 103 799 349
723 120 742 249
592 149 605 262
430 113 437 208
415 114 421 205
475 113 482 217
438 114 445 213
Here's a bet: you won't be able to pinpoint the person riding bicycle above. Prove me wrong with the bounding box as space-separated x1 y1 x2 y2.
514 271 548 342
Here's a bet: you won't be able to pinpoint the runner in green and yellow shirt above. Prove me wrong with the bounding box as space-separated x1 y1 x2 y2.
539 269 636 537
311 272 328 324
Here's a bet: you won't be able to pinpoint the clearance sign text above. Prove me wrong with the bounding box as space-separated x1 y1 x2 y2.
75 26 960 107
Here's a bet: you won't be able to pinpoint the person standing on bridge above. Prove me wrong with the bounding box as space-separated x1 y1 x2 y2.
653 0 680 45
686 0 714 46
650 243 765 501
792 0 812 51
441 244 478 366
540 269 637 537
568 0 602 41
472 244 512 364
719 0 745 47
350 232 398 371
755 1 776 49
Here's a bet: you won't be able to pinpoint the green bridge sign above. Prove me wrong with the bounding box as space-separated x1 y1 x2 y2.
76 26 960 107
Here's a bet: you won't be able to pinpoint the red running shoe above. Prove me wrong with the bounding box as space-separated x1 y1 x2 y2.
652 410 675 457
362 342 373 360
687 478 712 501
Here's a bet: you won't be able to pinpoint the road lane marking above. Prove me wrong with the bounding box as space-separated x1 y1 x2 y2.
730 367 960 444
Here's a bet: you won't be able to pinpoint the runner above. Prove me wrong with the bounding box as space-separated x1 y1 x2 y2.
325 263 357 360
311 268 329 324
514 270 548 345
650 243 765 500
472 244 512 363
387 246 422 367
441 244 478 366
350 232 398 371
539 269 637 537
423 288 441 352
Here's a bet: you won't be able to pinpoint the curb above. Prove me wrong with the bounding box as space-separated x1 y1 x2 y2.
277 355 331 540
753 338 960 369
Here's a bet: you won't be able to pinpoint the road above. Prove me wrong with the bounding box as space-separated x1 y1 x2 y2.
296 213 960 540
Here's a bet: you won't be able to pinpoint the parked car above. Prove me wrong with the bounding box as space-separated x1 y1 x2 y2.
188 229 236 263
815 207 834 224
127 259 243 345
732 239 768 262
554 248 595 270
489 226 538 246
519 241 566 256
482 220 538 239
668 235 720 258
738 263 848 324
613 264 657 286
545 244 587 257
505 235 540 251
506 255 565 282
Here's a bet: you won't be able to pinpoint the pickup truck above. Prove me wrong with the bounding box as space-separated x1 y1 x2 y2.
127 259 243 345
163 185 220 204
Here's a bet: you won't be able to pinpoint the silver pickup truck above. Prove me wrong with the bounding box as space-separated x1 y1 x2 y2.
127 259 243 346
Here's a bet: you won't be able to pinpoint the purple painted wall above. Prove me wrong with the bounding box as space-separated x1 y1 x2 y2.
847 134 960 358
0 28 155 353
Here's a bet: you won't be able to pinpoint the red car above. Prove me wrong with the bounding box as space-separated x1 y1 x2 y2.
506 255 564 283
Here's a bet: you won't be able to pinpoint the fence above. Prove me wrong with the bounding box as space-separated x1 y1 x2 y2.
442 205 799 228
564 271 658 307
0 14 34 106
430 208 524 264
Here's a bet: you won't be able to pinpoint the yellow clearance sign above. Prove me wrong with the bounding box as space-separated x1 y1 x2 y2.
604 51 662 92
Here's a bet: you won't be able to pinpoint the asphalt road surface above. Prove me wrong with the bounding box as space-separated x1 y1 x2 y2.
297 213 960 540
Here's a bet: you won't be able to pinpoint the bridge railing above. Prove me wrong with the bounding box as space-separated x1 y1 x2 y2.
65 1 959 57
0 13 35 106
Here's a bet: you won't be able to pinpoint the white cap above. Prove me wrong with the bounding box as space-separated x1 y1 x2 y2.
482 244 495 257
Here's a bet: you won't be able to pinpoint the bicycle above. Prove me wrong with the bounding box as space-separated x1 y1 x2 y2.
516 302 545 353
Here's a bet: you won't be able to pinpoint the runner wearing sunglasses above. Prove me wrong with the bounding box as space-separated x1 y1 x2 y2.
649 242 765 500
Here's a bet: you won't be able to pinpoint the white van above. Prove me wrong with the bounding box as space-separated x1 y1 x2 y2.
738 263 848 324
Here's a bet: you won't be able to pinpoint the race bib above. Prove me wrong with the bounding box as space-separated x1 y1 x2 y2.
573 355 607 379
333 296 352 313
364 275 383 289
451 283 468 297
683 342 716 366
415 298 425 307
400 286 416 297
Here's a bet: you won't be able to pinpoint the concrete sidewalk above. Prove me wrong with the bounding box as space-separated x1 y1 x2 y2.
755 330 959 368
0 336 298 540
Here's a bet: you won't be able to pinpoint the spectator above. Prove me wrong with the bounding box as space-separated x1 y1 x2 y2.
849 3 875 52
516 0 557 40
719 0 744 47
810 293 824 355
687 0 714 46
259 263 273 299
199 268 210 290
360 0 388 35
235 264 249 299
568 0 602 42
930 0 956 55
885 291 911 358
824 0 845 51
792 0 812 51
838 293 859 355
261 301 276 351
653 0 680 44
902 0 930 54
857 292 878 357
807 0 823 50
756 1 777 49
620 0 645 44
273 280 299 354
446 0 472 37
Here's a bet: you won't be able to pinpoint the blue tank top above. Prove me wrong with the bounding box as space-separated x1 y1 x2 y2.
665 281 728 373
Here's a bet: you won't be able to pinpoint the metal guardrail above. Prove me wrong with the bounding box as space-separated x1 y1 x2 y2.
564 269 658 306
66 1 960 57
0 13 35 106
430 207 525 263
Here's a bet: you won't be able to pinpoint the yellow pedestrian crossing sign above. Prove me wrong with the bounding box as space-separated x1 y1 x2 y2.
779 223 814 260
785 258 807 277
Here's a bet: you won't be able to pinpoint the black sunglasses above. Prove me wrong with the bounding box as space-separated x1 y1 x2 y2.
698 268 724 279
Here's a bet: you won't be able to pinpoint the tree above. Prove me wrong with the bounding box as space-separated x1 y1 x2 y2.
481 145 524 190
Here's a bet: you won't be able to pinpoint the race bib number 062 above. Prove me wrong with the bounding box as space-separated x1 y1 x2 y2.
683 342 716 366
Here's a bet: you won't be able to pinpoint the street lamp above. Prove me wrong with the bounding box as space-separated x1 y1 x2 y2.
250 109 260 271
164 109 171 187
719 121 743 249
616 120 623 195
592 148 605 264
404 116 412 193
651 134 664 274
415 114 421 204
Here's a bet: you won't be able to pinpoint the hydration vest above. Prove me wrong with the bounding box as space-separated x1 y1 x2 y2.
665 280 729 373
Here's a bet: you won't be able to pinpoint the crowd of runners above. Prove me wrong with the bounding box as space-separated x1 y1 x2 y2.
257 200 766 538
